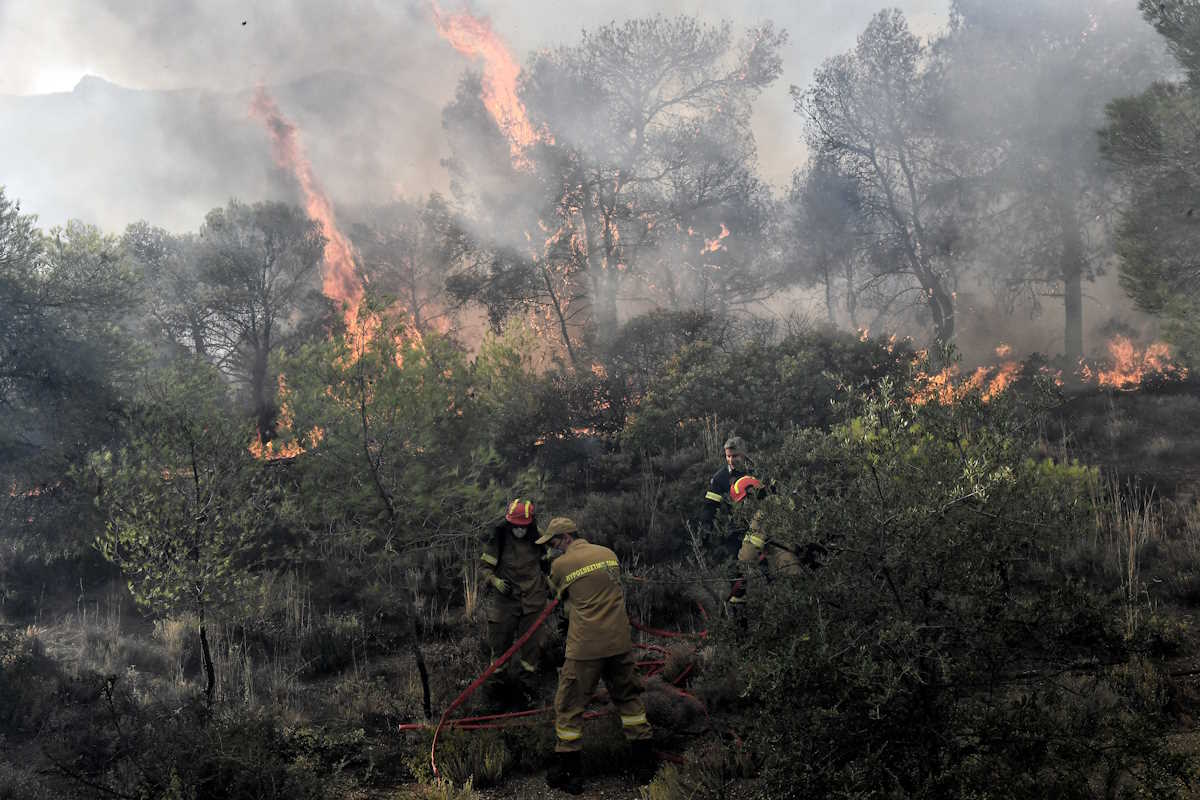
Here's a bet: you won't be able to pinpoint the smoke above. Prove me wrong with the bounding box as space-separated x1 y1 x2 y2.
0 0 950 230
1 0 1176 361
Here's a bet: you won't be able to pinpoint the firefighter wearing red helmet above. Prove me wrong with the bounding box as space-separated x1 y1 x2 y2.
726 475 802 606
479 499 548 701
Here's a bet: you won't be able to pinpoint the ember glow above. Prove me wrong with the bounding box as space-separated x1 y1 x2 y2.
910 343 1023 405
702 224 730 254
1079 336 1187 390
248 375 324 461
910 362 1022 405
432 3 548 167
250 88 363 335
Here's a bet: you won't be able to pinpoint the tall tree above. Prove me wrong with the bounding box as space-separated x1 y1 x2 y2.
443 16 786 355
797 10 969 346
1102 1 1200 360
787 155 865 326
0 198 138 560
195 200 330 444
941 0 1167 360
350 194 462 336
123 221 215 361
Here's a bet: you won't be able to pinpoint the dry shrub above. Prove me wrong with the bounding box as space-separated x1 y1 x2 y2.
297 612 366 679
407 728 509 788
639 763 688 800
660 643 700 687
643 677 707 735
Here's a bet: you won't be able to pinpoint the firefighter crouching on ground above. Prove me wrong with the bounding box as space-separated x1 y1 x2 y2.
479 499 548 704
538 517 655 794
699 435 750 532
726 476 805 606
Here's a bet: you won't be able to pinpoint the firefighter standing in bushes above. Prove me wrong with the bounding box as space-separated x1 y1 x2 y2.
479 499 548 704
538 517 655 794
726 475 819 606
698 435 751 532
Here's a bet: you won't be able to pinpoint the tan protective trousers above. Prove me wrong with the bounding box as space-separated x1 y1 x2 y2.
553 651 651 752
486 605 543 676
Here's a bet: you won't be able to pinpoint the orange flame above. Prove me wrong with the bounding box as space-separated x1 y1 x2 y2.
432 3 548 167
702 223 730 254
1078 336 1187 390
910 356 1023 406
250 88 363 340
248 374 324 461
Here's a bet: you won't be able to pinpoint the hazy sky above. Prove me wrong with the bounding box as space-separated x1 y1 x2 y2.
0 0 950 190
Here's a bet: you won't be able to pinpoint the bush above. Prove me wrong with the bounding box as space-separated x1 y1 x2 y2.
622 326 917 455
0 626 61 737
723 388 1194 798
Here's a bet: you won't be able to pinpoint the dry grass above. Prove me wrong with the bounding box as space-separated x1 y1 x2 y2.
1091 475 1163 638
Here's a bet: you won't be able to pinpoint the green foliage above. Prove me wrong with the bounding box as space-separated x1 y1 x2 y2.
44 684 348 800
405 728 510 788
724 388 1193 797
94 360 274 622
1102 4 1200 364
623 326 916 455
0 195 142 562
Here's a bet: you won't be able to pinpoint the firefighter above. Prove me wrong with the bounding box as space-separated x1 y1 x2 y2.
479 498 548 704
699 436 751 543
537 517 655 794
726 475 805 606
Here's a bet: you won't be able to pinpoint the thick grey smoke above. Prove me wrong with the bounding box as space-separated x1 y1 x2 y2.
0 0 946 231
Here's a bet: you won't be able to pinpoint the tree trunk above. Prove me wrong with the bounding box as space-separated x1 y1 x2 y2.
1060 206 1085 362
199 621 215 711
252 348 274 445
929 283 956 348
412 639 432 721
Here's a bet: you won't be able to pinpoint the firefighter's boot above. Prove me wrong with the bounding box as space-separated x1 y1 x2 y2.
630 739 658 785
546 751 583 794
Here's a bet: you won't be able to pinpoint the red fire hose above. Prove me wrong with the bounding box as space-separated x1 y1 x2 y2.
429 597 560 779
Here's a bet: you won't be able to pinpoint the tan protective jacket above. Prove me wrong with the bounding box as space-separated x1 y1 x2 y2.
480 525 549 615
548 538 633 660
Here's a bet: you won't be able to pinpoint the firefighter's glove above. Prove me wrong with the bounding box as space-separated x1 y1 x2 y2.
490 576 513 596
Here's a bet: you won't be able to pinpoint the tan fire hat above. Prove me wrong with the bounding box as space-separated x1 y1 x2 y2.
535 516 578 545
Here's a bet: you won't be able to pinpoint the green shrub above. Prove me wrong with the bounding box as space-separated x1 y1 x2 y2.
723 388 1194 798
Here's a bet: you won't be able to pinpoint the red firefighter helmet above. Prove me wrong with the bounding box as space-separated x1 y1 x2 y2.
505 498 535 526
730 476 764 504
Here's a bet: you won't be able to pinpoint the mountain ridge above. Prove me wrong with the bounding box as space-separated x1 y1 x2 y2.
0 70 447 232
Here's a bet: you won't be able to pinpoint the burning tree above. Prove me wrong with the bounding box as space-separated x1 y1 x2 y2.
940 0 1166 362
797 10 970 347
194 200 331 445
441 14 786 356
349 194 462 337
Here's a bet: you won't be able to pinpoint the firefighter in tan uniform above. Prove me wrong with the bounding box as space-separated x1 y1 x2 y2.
537 517 655 794
726 476 804 606
479 499 548 704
